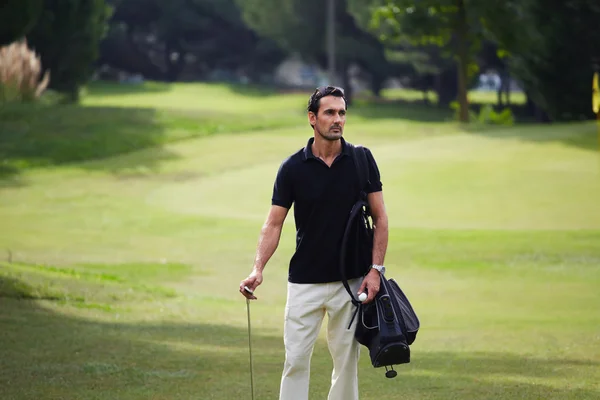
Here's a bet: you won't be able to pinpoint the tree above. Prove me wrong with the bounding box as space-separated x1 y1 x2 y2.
350 0 491 122
236 0 391 101
27 0 112 102
484 0 600 121
105 0 286 82
0 0 43 46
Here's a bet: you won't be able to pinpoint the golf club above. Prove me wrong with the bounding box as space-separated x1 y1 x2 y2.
244 286 255 400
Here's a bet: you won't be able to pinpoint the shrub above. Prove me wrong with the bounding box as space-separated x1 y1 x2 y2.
0 38 50 103
450 101 515 126
477 104 515 126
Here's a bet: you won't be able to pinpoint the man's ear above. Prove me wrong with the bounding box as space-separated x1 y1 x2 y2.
308 111 317 127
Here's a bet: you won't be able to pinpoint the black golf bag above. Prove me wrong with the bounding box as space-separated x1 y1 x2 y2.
351 275 420 376
340 144 420 378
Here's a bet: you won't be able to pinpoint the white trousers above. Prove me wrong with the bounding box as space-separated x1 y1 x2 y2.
279 278 362 400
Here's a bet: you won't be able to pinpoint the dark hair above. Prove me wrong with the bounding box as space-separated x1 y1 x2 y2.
307 86 347 115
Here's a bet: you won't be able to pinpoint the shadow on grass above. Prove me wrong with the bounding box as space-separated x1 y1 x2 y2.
0 166 24 188
0 274 284 399
220 82 283 97
1 275 598 400
0 103 180 186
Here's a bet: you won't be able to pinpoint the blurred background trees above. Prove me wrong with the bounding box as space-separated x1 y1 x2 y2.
1 0 599 122
0 0 43 46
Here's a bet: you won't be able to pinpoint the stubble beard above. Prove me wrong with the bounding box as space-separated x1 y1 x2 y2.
316 124 343 141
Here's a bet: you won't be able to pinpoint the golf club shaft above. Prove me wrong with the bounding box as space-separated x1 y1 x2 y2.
246 298 255 400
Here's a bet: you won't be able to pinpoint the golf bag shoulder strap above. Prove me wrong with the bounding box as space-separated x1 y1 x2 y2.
350 143 371 198
340 143 373 313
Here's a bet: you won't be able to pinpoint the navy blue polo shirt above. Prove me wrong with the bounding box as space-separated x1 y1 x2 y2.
271 137 383 284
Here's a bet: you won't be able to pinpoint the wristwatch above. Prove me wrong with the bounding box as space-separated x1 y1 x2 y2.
371 264 385 275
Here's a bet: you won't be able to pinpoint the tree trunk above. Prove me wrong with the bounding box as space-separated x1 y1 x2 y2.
456 0 470 123
525 91 536 117
525 91 549 122
164 37 185 82
437 65 458 106
370 73 384 97
64 85 80 103
342 62 353 106
504 72 511 106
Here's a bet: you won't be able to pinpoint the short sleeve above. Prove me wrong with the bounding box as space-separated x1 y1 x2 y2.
364 148 383 193
271 158 294 208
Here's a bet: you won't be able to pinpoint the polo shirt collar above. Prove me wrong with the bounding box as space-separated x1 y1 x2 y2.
302 136 350 161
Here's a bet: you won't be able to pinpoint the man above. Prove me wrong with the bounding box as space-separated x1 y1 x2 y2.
239 86 389 400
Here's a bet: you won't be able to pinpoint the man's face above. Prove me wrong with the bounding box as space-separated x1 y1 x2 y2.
309 95 346 141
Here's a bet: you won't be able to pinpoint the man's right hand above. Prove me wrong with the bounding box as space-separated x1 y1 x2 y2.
239 270 263 300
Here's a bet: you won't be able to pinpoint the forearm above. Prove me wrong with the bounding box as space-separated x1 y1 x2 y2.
371 215 388 266
253 222 283 273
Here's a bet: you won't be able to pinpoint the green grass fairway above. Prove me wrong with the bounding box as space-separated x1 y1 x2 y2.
1 82 599 400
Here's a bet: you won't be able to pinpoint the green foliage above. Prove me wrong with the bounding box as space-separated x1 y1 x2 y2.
492 0 600 121
350 0 484 61
0 0 43 46
26 0 113 102
449 102 515 126
236 0 390 94
236 0 317 59
107 0 285 81
371 0 457 46
350 0 485 120
351 0 600 121
476 104 515 126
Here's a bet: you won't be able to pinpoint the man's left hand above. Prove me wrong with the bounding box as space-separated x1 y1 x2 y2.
357 268 381 304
